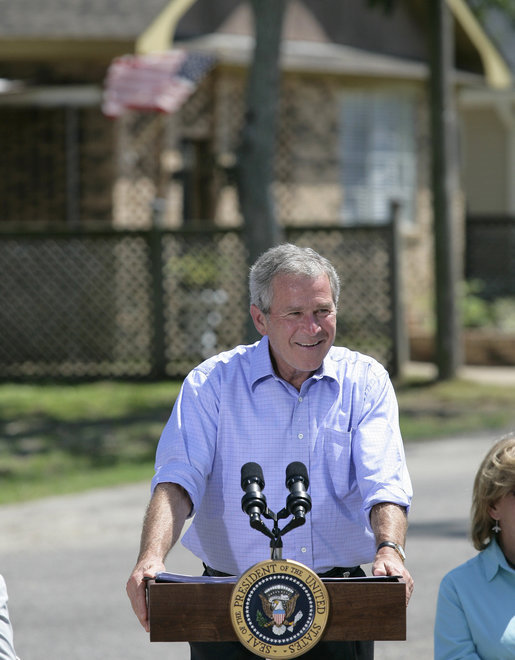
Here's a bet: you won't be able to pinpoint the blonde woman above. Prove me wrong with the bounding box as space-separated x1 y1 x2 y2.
434 433 515 659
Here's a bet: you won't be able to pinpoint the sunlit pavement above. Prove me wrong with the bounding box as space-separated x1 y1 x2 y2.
0 430 508 659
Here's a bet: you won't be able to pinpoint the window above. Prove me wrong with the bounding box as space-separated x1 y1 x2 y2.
340 90 416 225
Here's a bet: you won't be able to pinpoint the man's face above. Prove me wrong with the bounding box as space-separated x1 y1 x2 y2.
250 272 337 389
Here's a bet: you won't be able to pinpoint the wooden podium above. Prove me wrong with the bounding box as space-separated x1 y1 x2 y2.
147 576 406 643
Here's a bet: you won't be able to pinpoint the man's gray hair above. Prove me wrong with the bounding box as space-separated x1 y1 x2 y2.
249 243 340 313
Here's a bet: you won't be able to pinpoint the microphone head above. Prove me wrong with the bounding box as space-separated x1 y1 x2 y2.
285 461 309 489
241 462 265 489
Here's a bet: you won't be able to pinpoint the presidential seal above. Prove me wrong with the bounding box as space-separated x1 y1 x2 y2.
230 559 329 658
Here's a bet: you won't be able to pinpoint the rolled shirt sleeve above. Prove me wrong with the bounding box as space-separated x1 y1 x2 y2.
152 367 219 514
351 367 412 531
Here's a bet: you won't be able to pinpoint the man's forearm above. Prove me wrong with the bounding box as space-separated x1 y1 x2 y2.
138 482 192 563
370 501 408 547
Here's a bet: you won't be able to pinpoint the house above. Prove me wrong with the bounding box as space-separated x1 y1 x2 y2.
457 5 515 216
0 0 513 335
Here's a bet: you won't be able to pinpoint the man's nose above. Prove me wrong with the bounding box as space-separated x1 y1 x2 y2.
302 313 320 334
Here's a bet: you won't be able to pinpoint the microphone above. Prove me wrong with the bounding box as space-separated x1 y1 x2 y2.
241 462 267 524
285 461 312 521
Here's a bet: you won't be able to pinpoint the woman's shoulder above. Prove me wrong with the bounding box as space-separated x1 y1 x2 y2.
439 548 501 605
440 552 482 588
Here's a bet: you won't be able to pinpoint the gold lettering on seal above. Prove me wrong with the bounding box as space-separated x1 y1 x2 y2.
230 559 330 659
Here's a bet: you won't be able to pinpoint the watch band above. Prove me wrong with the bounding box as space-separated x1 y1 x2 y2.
376 541 406 562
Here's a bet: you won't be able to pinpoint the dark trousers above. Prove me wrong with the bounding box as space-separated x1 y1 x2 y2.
190 639 373 659
190 566 374 660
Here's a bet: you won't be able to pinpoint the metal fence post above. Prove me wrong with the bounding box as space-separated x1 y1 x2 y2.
389 200 408 379
150 199 167 378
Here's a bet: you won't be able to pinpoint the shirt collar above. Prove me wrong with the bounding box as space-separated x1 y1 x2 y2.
483 537 515 581
314 347 339 383
250 337 339 389
250 336 275 387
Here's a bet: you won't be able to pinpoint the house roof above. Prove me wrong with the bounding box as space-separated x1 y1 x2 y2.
0 0 194 62
0 0 170 39
448 0 512 88
478 4 515 73
177 0 513 88
175 1 485 86
174 0 510 87
0 0 512 88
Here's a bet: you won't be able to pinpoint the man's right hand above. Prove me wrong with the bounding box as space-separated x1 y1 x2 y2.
126 559 165 632
126 483 192 631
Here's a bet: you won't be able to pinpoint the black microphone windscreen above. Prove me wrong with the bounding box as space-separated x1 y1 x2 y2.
241 462 265 489
286 461 309 488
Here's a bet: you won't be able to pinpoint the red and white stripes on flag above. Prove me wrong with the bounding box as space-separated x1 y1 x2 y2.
102 50 214 118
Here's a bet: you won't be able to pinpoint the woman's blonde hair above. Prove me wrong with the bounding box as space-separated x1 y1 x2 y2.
471 432 515 550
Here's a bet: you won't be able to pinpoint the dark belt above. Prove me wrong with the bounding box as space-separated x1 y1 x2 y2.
203 563 361 578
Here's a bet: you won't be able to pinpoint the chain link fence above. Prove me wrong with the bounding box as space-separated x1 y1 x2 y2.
466 215 515 299
0 224 401 381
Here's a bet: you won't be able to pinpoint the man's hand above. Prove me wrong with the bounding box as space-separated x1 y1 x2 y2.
372 546 414 606
370 502 413 606
126 558 165 632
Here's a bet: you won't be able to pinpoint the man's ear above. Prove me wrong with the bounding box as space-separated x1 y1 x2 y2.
250 304 268 336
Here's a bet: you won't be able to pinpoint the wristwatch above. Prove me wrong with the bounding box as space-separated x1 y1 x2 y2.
376 541 406 563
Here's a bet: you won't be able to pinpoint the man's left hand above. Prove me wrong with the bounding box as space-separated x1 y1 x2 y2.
372 547 414 606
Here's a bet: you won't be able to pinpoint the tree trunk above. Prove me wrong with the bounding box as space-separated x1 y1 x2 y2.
236 0 288 272
429 0 462 379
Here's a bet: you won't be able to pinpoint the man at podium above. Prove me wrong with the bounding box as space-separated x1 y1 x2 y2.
127 243 413 659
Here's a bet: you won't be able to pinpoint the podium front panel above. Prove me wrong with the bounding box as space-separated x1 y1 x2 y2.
147 579 406 642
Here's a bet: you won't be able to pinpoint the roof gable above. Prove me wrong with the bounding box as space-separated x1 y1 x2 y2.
0 0 512 88
0 0 171 39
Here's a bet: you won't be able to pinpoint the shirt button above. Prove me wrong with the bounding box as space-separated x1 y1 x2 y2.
298 396 303 402
298 433 304 439
301 547 307 553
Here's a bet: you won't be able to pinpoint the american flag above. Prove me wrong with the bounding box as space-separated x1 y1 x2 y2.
102 50 215 118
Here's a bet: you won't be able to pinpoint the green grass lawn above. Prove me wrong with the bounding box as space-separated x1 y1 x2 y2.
1 376 514 505
396 376 515 441
0 381 180 504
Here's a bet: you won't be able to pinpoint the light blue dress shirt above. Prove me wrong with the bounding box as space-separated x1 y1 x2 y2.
434 539 515 659
152 337 412 575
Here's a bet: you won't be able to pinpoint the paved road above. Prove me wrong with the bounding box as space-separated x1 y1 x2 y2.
0 431 506 659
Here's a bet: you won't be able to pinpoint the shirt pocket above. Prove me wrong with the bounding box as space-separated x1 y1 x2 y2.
322 428 353 497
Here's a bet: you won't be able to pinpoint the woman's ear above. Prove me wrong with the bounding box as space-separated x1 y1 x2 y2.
250 304 268 336
488 501 499 519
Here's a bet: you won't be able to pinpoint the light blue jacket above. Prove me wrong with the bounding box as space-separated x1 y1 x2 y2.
434 538 515 659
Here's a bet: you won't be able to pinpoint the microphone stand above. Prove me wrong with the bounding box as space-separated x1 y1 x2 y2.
247 505 306 560
241 462 312 560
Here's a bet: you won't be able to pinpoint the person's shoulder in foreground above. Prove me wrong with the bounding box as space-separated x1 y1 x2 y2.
0 575 19 660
